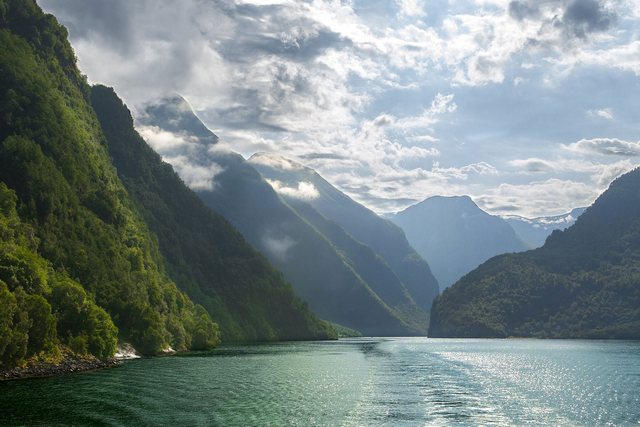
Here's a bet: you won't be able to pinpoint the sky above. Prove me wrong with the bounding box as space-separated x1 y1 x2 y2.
40 0 640 217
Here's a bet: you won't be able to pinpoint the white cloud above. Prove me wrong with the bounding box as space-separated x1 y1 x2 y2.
564 138 640 156
587 108 614 120
40 0 640 216
163 155 224 191
396 0 427 18
262 234 296 262
476 178 599 217
266 179 320 200
138 125 198 152
249 153 305 171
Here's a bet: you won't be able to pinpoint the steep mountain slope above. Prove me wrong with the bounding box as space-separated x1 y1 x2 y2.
249 153 440 310
504 208 586 248
91 85 335 342
391 196 527 289
0 0 219 364
429 169 640 339
284 199 428 333
138 98 426 335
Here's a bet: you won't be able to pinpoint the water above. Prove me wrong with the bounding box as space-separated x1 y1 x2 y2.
1 338 639 426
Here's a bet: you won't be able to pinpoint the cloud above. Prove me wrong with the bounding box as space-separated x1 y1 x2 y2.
562 0 616 39
396 0 427 18
564 138 640 156
266 179 320 200
262 234 296 262
40 0 640 217
249 153 305 171
138 125 199 153
509 155 637 185
163 155 224 191
586 108 614 120
508 0 616 41
476 178 598 217
509 158 555 173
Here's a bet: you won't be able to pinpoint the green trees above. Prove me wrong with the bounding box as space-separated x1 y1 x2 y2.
0 181 117 367
429 169 640 339
0 0 221 367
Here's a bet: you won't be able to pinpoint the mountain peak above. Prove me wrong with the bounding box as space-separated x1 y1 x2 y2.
404 194 480 215
392 194 526 289
140 95 218 143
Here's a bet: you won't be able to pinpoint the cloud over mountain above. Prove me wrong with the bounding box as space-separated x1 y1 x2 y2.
41 0 640 217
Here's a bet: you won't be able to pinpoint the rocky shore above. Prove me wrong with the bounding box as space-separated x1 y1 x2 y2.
0 350 121 381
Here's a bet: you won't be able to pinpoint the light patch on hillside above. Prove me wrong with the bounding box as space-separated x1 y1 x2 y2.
249 153 305 171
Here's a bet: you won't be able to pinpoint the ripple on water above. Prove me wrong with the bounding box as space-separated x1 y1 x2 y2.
1 338 639 426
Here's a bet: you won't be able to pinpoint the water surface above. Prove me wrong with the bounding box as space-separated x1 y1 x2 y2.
1 338 639 426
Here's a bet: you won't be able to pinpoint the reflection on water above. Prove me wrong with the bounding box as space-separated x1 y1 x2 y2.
1 338 639 426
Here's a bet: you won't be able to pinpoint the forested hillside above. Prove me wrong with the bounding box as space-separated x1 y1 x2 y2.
430 169 640 339
0 0 216 366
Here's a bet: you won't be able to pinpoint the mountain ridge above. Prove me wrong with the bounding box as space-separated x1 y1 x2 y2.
139 97 432 336
249 152 440 311
429 167 640 339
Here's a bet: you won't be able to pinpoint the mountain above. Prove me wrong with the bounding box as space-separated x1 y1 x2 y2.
391 196 528 290
504 208 586 248
429 168 640 339
138 98 429 336
90 85 335 342
0 0 219 366
249 152 440 311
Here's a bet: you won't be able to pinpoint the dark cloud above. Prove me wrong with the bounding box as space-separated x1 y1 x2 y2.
561 0 615 38
300 153 349 161
40 0 133 52
219 27 348 63
215 3 349 64
508 0 616 42
508 1 541 21
207 106 289 132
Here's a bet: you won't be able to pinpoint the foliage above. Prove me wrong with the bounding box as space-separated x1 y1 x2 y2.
430 169 640 339
0 0 221 366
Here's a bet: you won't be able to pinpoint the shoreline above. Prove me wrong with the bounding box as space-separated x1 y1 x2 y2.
0 353 122 382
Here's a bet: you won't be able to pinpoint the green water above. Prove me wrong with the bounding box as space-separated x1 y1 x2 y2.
1 338 639 426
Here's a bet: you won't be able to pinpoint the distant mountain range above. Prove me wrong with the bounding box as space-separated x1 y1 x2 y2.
390 196 586 290
391 196 528 290
430 168 640 339
139 100 438 336
503 208 586 248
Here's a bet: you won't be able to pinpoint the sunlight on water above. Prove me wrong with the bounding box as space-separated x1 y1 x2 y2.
1 338 639 426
